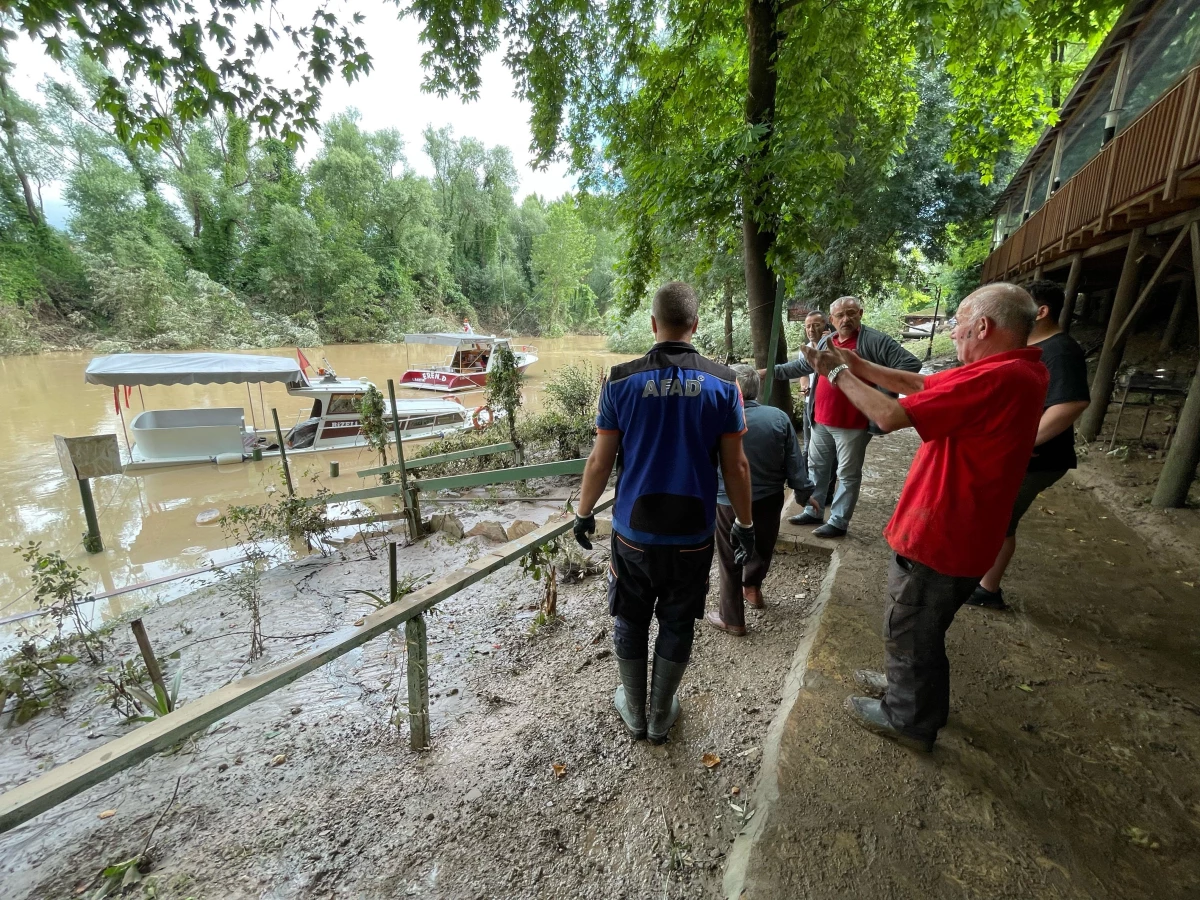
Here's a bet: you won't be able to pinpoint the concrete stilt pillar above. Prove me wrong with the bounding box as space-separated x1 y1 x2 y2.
1080 228 1145 443
1060 253 1083 334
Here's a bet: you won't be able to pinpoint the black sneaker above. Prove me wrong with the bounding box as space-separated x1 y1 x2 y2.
963 585 1006 610
842 696 934 752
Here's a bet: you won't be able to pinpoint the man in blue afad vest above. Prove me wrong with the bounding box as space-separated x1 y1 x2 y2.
573 282 756 744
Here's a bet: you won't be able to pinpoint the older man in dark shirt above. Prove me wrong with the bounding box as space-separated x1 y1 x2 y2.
708 365 817 636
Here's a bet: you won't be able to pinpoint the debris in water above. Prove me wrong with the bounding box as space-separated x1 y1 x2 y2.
1018 684 1034 693
269 754 287 767
98 809 116 819
552 763 567 779
702 753 721 769
195 508 221 526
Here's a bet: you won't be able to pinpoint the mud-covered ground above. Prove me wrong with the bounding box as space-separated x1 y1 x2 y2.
0 500 827 899
731 429 1200 900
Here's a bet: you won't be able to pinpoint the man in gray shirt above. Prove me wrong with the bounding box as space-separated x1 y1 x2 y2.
709 366 817 635
767 296 920 538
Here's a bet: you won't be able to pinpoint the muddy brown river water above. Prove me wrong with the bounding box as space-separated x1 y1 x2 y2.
0 336 627 627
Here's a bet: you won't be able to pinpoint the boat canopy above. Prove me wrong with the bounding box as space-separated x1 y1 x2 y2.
403 332 501 347
85 353 307 387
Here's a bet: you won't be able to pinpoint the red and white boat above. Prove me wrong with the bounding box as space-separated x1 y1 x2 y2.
400 332 538 392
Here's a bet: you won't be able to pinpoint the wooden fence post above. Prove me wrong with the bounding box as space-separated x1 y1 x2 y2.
78 478 103 554
1080 228 1145 442
130 619 172 712
271 408 295 497
389 541 398 602
405 614 430 749
387 379 421 538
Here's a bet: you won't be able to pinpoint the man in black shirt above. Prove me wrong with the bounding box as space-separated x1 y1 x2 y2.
967 280 1091 609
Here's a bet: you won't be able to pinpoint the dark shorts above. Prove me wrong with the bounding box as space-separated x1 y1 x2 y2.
1007 469 1069 536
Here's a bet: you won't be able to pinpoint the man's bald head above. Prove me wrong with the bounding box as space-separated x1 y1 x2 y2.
951 282 1038 363
959 283 1038 341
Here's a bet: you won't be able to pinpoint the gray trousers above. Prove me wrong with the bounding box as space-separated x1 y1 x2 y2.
807 423 870 530
880 553 979 740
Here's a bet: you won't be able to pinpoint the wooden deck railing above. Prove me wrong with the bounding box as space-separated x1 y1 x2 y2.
985 66 1200 282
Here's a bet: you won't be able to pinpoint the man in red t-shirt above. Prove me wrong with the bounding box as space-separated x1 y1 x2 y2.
800 283 1048 752
767 296 920 538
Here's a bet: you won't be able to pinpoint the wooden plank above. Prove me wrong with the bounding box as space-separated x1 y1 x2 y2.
0 492 615 833
356 442 515 478
412 458 586 493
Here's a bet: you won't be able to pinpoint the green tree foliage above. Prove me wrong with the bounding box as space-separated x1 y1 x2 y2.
1 2 372 146
532 200 596 335
0 47 617 353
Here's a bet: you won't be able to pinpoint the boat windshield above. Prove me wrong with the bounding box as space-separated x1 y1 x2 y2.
451 347 490 371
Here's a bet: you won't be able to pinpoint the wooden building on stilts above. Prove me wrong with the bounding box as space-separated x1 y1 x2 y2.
982 0 1200 508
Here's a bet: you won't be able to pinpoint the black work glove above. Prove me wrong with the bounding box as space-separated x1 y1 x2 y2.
730 519 756 567
573 512 596 550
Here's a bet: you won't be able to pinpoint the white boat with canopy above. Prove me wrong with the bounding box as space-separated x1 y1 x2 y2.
399 332 537 392
84 352 473 471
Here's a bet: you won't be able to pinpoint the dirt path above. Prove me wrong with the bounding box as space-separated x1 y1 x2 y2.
1 502 827 899
726 431 1200 899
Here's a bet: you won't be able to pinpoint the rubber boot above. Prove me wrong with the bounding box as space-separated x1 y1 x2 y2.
647 654 688 744
614 655 647 739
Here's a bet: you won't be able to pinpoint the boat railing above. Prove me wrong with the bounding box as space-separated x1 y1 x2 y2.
513 344 538 356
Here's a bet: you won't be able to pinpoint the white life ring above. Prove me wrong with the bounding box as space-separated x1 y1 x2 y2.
471 406 494 431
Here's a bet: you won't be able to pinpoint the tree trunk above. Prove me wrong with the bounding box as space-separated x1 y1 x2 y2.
0 70 40 228
723 277 734 357
741 0 791 415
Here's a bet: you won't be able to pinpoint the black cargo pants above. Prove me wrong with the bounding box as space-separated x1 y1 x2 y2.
608 533 714 663
880 552 979 741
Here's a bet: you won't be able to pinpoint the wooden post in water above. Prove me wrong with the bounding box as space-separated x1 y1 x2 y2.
130 619 172 712
271 408 295 497
405 613 430 749
387 379 421 538
78 478 103 554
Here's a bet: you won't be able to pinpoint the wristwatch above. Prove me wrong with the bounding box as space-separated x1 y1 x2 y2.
827 363 850 385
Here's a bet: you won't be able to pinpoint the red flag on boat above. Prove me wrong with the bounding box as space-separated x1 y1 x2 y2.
124 385 132 408
297 348 314 374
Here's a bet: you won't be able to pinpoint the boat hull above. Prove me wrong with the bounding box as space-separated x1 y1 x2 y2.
399 360 535 392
